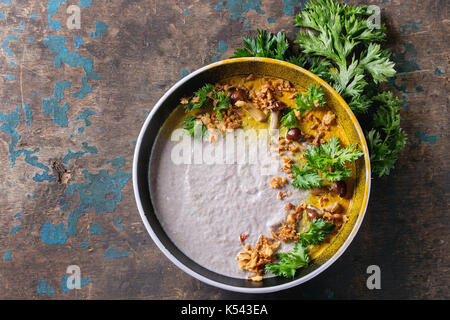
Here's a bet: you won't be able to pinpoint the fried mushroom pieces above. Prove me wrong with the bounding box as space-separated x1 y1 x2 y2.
237 235 280 281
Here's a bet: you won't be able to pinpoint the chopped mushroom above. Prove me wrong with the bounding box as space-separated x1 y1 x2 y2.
235 100 268 122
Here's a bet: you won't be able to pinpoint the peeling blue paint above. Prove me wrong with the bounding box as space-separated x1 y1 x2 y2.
0 110 22 165
267 17 275 23
78 0 92 8
184 9 189 15
61 274 92 293
62 141 98 164
41 80 71 128
0 12 4 19
4 250 12 261
37 278 56 296
215 0 265 20
42 35 101 99
283 0 306 16
23 148 55 182
104 247 129 259
400 21 421 35
114 216 124 231
40 157 131 244
47 0 67 31
40 222 68 245
8 225 22 235
180 68 189 79
392 43 420 74
434 68 444 75
3 75 15 80
1 40 13 56
74 35 84 49
212 40 228 62
89 222 103 235
414 129 441 145
24 104 32 126
76 108 96 126
90 21 108 39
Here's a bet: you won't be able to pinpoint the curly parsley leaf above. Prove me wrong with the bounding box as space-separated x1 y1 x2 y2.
280 109 298 129
366 91 407 177
265 241 309 278
305 136 363 181
295 84 325 114
294 0 394 114
182 115 206 137
213 91 231 122
266 218 334 278
292 164 324 189
232 29 289 60
184 84 216 112
299 218 335 246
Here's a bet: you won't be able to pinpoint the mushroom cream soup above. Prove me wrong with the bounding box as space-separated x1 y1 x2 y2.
149 75 362 280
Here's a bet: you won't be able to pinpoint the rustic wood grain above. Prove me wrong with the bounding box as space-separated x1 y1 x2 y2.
0 0 448 299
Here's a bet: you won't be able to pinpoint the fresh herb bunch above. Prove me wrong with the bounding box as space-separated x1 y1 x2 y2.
266 218 335 278
232 29 289 60
292 136 363 188
231 0 406 177
366 92 407 176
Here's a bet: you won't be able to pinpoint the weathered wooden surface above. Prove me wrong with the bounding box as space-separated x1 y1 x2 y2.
0 0 448 299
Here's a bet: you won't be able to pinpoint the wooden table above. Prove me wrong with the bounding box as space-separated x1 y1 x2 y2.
0 0 448 299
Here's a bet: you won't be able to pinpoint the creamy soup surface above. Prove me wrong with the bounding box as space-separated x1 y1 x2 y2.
149 76 354 279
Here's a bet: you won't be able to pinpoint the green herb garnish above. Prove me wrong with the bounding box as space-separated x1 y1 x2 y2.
265 218 334 278
184 84 216 112
280 109 297 129
182 115 206 137
213 91 231 121
299 218 335 246
291 136 363 189
292 164 324 189
295 84 325 114
265 241 309 278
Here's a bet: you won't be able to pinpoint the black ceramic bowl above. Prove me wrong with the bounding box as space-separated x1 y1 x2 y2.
133 58 371 293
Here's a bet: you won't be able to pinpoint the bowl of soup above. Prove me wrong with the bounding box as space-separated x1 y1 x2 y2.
133 57 371 293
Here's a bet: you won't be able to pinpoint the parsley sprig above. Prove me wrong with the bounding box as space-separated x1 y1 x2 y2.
183 84 231 122
182 115 206 137
292 136 363 188
213 91 231 121
184 84 216 112
266 218 335 278
295 84 325 114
